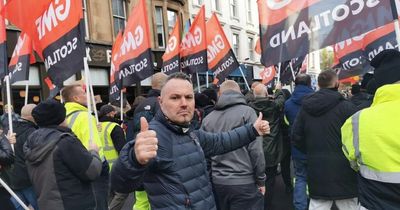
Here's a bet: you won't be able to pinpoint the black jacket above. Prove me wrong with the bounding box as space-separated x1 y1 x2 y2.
8 119 37 190
24 126 102 210
111 111 259 210
249 90 286 167
0 135 13 167
292 89 358 199
350 92 373 110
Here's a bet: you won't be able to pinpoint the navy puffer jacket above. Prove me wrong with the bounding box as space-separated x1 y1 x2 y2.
111 111 259 210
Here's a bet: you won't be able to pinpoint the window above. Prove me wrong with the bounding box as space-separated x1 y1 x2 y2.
230 0 238 18
248 37 254 60
194 0 203 5
232 33 239 58
167 10 177 35
112 0 127 36
247 0 252 23
155 7 165 48
82 0 89 39
211 0 221 12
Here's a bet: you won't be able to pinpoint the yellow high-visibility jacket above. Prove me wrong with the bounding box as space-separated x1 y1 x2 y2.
341 84 400 209
65 102 104 159
100 121 119 169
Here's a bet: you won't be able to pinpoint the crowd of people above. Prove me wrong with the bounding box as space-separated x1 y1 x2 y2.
0 49 399 210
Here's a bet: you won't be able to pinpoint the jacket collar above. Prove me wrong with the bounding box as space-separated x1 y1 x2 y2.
154 110 193 134
65 102 88 114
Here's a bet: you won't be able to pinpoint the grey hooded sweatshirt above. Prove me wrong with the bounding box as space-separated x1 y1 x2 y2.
201 90 266 186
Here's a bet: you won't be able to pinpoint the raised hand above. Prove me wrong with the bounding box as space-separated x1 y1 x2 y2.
134 117 158 165
253 112 270 136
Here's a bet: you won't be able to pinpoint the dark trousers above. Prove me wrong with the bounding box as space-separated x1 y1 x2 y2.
0 187 15 210
281 152 292 189
214 183 264 210
265 166 278 210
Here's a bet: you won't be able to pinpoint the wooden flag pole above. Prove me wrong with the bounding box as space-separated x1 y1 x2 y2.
0 178 30 210
5 75 14 152
83 58 94 146
289 61 296 82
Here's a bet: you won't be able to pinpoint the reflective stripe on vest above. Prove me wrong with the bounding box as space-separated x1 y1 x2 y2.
102 122 118 167
68 112 81 129
352 111 400 183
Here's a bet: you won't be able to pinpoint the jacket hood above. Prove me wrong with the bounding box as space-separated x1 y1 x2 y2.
24 127 70 165
250 97 274 112
291 85 314 105
214 90 246 110
371 84 400 106
302 89 344 116
147 89 161 97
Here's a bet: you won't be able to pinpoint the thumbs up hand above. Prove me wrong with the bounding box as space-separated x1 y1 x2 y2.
134 117 158 165
253 112 270 136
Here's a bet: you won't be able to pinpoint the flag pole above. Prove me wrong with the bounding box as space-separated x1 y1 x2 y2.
206 71 209 88
277 63 282 83
60 89 64 103
289 61 296 81
120 91 123 122
83 57 94 146
24 81 29 106
239 65 250 91
5 75 14 152
0 178 30 210
390 0 400 51
196 72 201 93
87 75 99 124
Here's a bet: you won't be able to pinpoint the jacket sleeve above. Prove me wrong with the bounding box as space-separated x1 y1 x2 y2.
196 124 259 158
111 140 148 193
292 108 306 153
110 126 126 153
341 114 359 171
274 90 286 110
0 135 14 166
246 112 266 187
58 135 102 181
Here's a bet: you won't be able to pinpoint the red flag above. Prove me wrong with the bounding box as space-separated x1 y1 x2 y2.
8 32 35 84
3 0 85 87
109 31 124 103
260 66 276 85
206 13 239 84
0 0 7 79
162 19 180 75
114 0 153 87
180 6 208 74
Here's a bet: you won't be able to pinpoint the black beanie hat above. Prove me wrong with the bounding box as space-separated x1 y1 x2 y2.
32 99 66 127
370 49 400 88
99 105 115 118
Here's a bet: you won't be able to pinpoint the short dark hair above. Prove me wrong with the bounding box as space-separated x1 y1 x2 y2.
61 85 81 103
295 74 311 87
351 84 361 95
318 70 338 88
162 72 192 88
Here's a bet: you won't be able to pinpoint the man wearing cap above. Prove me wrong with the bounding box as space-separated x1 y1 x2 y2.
341 49 400 210
61 85 109 210
24 99 102 210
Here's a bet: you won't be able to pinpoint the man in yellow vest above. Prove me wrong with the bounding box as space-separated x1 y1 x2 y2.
61 85 109 210
342 49 400 210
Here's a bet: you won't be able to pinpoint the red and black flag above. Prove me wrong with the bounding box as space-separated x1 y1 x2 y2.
114 0 153 87
109 31 124 103
162 19 180 75
44 76 60 99
8 32 35 84
257 0 394 67
0 0 7 79
3 0 85 87
333 23 397 79
260 65 276 86
180 5 208 74
206 13 239 85
279 56 306 85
